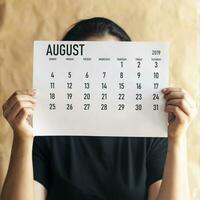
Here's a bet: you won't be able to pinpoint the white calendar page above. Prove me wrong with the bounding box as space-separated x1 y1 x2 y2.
33 41 169 137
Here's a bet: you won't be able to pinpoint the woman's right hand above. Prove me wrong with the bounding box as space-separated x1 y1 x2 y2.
2 89 37 141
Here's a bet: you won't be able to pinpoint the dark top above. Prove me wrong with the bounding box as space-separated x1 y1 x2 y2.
32 136 168 200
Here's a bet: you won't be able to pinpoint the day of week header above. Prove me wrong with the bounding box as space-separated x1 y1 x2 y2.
46 43 85 56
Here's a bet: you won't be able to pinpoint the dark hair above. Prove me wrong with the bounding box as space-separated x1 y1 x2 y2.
62 17 131 41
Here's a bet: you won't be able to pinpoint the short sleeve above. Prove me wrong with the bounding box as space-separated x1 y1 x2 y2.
32 136 50 190
146 138 168 186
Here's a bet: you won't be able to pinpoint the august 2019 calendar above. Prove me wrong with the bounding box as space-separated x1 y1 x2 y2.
33 41 169 137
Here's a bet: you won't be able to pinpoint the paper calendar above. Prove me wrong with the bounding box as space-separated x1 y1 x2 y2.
33 41 169 137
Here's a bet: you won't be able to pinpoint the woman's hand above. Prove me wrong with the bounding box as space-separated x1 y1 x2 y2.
2 89 37 141
156 87 196 200
1 90 38 200
162 87 197 143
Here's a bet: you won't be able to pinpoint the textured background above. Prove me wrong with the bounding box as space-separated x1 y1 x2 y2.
0 0 200 198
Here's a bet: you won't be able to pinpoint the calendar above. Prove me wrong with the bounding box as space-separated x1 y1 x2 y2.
33 41 169 137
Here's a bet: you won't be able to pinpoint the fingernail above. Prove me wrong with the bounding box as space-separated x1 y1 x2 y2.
162 88 168 92
32 89 37 95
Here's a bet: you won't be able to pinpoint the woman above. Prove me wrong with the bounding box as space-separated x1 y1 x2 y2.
1 17 197 200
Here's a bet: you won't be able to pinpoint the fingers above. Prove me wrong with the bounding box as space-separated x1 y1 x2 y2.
162 87 195 108
15 107 34 124
2 89 37 124
6 101 36 122
162 87 197 123
3 95 36 117
4 89 36 105
165 104 186 123
166 99 191 117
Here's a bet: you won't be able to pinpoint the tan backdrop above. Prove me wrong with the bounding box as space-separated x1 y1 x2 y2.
0 0 200 198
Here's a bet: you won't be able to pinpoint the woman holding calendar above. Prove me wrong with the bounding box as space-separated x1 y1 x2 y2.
1 17 198 200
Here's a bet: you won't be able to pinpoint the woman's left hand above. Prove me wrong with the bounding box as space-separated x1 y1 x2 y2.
162 87 198 142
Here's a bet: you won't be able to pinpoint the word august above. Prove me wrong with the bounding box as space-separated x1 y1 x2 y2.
46 43 85 56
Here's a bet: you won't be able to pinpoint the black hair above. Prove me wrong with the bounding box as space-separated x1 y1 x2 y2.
62 17 131 41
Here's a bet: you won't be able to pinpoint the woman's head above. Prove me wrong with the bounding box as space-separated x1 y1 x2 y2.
62 17 131 42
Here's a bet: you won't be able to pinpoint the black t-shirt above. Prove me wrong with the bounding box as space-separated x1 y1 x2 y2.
32 136 168 200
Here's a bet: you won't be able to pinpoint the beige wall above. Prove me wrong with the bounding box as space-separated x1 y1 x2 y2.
0 0 200 198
